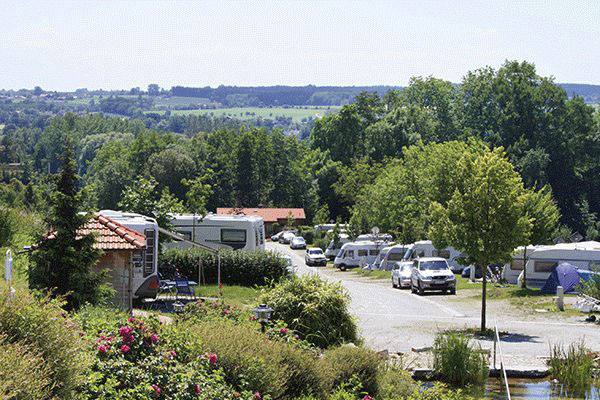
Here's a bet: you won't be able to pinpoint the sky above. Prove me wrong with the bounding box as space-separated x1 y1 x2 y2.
1 0 599 91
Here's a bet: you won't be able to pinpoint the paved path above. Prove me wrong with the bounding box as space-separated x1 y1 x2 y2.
268 242 600 369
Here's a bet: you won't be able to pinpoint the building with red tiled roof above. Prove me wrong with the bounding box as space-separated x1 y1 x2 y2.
216 207 306 235
45 214 146 309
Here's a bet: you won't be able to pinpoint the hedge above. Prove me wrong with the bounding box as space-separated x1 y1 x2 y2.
161 248 290 286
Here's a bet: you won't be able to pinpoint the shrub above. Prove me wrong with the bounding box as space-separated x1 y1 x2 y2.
320 345 383 397
432 331 488 387
0 336 53 400
549 341 594 395
376 361 417 400
0 285 89 399
80 314 249 399
187 319 325 399
161 248 290 286
582 271 600 299
259 274 358 348
180 299 249 323
406 383 475 400
298 225 315 244
313 237 330 252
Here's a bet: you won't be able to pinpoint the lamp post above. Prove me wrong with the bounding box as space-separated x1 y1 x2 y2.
253 304 273 333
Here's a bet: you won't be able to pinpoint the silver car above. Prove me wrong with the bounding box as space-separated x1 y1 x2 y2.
391 261 413 288
290 236 306 249
410 257 456 295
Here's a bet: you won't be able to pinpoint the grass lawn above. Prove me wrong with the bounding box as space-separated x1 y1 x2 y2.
193 284 262 308
147 106 340 123
352 269 391 280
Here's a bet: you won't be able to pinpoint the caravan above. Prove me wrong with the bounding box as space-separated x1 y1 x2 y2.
98 210 160 300
166 213 266 252
402 240 468 273
502 245 546 284
517 241 600 288
380 244 410 271
334 241 387 271
324 234 350 260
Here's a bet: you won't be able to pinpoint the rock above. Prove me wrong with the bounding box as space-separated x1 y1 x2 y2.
412 346 432 353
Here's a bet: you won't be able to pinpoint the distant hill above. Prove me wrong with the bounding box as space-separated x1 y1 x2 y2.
171 83 600 107
558 83 600 103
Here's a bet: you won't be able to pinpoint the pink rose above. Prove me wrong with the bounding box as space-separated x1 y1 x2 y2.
363 396 372 400
121 344 130 353
152 384 161 396
195 384 201 393
170 350 177 358
150 333 158 344
128 317 136 323
280 328 287 334
98 345 107 354
208 353 218 365
253 392 261 399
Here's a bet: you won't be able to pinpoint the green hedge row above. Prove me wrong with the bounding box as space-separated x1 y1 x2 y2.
160 248 290 286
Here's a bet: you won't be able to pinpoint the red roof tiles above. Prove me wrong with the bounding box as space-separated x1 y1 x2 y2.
216 208 306 223
46 214 145 250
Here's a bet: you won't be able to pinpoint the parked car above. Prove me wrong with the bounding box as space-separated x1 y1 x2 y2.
271 231 284 241
279 231 296 244
290 236 306 249
391 261 413 288
305 247 327 266
280 254 298 275
410 257 456 295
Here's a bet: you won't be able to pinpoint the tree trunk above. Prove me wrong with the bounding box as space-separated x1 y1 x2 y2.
481 263 487 332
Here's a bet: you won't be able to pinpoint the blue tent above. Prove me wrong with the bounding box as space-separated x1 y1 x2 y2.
541 262 587 294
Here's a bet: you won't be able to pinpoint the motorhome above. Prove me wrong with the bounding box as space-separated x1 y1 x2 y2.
334 241 388 271
357 233 393 242
517 241 600 288
402 240 468 273
324 234 350 260
368 246 393 270
99 210 160 300
166 213 266 251
380 244 410 271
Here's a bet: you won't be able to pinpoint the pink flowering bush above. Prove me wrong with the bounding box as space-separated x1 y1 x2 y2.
79 310 261 399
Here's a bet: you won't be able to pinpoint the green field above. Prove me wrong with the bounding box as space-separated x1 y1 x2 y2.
147 106 339 123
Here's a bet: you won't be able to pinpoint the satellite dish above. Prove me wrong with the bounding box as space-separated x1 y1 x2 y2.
569 232 584 243
372 226 380 235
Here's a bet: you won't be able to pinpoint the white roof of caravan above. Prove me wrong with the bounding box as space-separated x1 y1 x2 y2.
412 240 433 245
99 210 158 224
171 213 263 223
551 241 600 250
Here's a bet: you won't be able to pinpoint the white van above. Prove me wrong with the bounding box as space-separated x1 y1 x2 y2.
381 244 410 271
402 240 468 273
166 213 266 251
517 241 600 288
325 234 350 260
334 241 387 271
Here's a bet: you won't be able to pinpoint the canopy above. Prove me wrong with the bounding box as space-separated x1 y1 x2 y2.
541 262 585 294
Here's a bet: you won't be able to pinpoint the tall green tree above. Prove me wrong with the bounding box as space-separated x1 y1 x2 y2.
29 139 110 310
429 148 531 331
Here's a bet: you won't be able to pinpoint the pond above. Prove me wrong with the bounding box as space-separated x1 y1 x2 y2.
480 378 600 399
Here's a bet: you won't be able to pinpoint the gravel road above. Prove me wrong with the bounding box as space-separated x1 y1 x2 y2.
267 242 600 369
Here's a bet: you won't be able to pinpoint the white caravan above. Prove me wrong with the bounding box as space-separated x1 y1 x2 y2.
166 213 266 251
334 241 387 271
502 245 546 284
99 210 160 300
325 234 350 260
402 240 468 273
314 224 348 234
517 241 600 288
380 244 410 271
368 246 393 270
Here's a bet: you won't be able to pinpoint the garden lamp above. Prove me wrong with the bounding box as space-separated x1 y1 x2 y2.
173 301 185 314
253 304 273 332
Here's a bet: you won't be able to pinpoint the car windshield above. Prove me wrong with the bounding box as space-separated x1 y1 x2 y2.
419 261 448 271
309 249 323 255
401 264 412 272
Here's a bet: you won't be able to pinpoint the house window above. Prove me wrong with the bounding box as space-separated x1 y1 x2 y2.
534 261 557 273
221 229 246 243
510 259 524 271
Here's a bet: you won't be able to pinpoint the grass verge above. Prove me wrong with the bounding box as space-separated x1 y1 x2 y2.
193 284 261 307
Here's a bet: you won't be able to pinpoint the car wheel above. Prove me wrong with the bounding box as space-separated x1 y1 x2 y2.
450 288 456 295
411 283 416 294
442 289 447 294
417 282 424 296
339 264 346 271
392 278 397 288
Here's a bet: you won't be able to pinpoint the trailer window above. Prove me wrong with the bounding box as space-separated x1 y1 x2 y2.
433 249 450 259
358 249 368 257
369 249 380 256
534 261 557 273
221 229 246 243
388 252 405 261
510 259 524 271
176 230 192 241
346 250 354 258
144 229 155 277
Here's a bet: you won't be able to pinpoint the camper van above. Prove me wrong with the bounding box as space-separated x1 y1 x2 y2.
166 213 266 252
402 240 468 273
324 234 350 260
98 210 160 300
334 241 387 271
380 244 410 271
517 241 600 288
368 246 393 270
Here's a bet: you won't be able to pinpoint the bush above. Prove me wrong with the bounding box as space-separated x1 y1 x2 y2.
187 319 325 399
259 275 358 348
582 272 600 299
406 383 475 400
161 248 290 286
298 225 315 244
320 345 383 397
80 313 250 399
549 341 594 395
0 336 53 400
313 237 330 252
432 331 488 387
376 361 417 400
0 285 89 399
